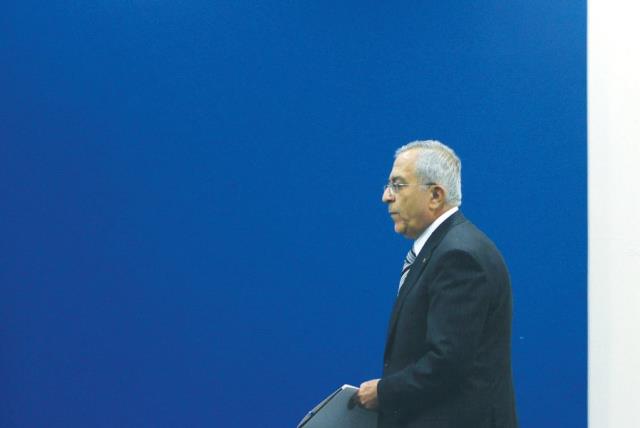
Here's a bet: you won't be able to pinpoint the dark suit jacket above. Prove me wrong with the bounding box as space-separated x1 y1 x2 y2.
377 212 517 428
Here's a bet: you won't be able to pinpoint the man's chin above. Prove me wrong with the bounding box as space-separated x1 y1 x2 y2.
394 224 417 239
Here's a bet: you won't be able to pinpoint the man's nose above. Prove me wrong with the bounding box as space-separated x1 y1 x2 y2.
382 187 394 203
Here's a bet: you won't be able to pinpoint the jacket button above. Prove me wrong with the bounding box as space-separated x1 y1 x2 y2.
384 362 389 368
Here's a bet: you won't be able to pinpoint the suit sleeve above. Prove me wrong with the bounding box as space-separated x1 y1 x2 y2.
377 249 492 413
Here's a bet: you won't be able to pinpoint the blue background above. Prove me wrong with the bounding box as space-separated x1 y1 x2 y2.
1 1 586 427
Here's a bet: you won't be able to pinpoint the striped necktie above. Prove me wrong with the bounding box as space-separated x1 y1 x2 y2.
398 247 416 292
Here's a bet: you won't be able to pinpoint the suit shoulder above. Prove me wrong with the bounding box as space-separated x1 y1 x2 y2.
442 219 493 247
439 220 506 264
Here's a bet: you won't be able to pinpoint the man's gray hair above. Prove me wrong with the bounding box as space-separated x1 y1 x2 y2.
395 140 462 206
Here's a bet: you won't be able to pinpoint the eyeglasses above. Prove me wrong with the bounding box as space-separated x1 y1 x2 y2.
383 182 436 195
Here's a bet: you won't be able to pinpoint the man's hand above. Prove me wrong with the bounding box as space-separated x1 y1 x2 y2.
354 379 380 410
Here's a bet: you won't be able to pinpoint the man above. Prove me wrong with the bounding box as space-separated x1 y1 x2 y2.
353 141 518 428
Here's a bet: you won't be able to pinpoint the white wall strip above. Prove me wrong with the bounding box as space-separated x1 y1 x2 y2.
589 1 640 427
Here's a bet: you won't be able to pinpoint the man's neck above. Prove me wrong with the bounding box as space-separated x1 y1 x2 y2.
412 206 459 254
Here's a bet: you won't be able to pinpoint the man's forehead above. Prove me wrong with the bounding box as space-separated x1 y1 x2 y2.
389 171 408 181
390 152 417 179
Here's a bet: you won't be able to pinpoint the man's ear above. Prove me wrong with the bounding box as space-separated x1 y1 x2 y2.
430 186 446 207
434 185 446 200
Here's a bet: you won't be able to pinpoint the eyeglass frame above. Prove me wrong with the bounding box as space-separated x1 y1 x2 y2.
383 181 437 195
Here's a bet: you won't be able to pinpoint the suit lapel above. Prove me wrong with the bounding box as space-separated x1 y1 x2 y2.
383 212 467 360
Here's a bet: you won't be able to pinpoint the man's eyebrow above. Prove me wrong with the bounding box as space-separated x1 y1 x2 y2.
389 175 406 182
